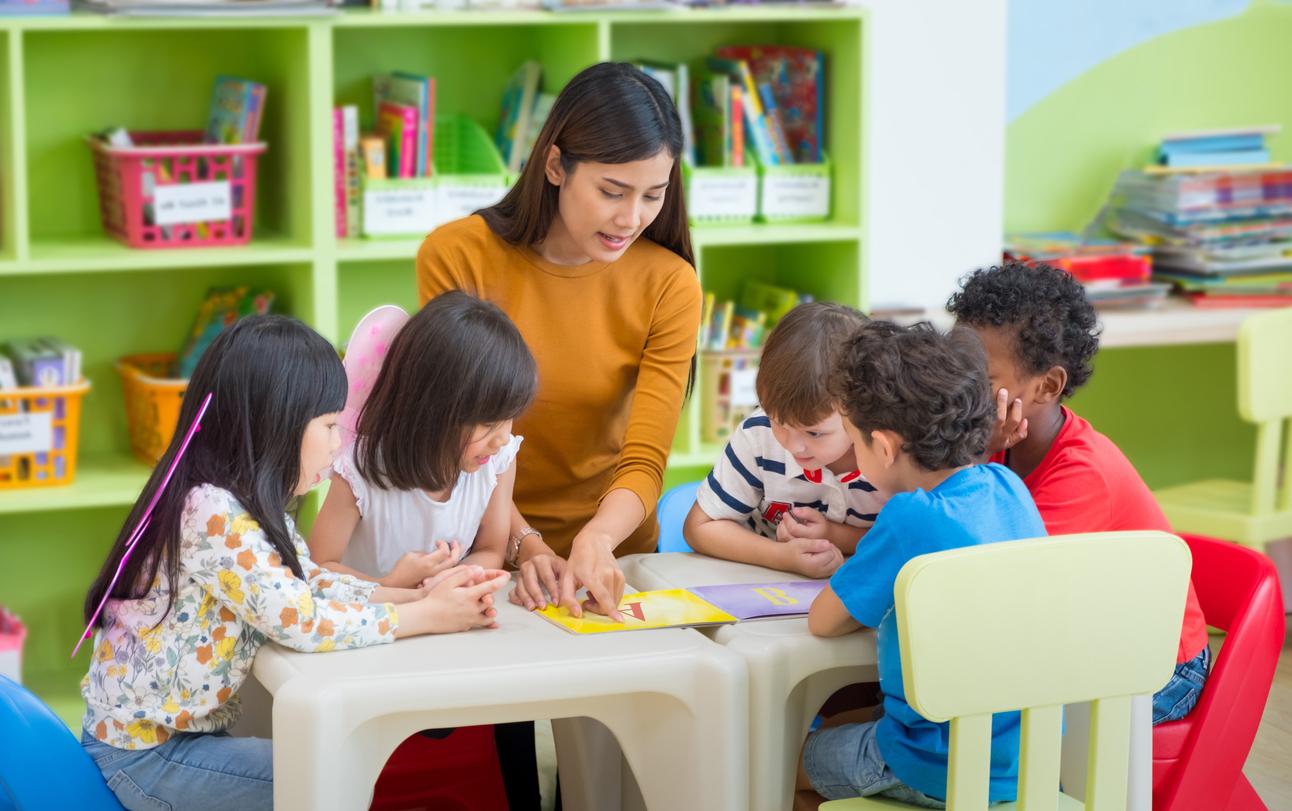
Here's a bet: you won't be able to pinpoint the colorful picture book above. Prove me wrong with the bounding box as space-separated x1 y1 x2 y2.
537 589 736 634
721 44 825 164
177 287 275 379
496 61 543 175
373 72 436 178
205 76 267 145
689 581 827 620
535 581 825 634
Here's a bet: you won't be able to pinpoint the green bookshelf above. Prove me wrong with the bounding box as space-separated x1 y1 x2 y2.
0 6 868 727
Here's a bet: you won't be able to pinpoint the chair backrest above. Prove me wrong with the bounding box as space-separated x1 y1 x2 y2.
0 676 125 810
1237 307 1292 514
894 531 1191 810
656 480 700 553
1156 535 1286 810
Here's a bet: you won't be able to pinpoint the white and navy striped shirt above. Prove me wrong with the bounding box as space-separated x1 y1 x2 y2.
695 410 886 539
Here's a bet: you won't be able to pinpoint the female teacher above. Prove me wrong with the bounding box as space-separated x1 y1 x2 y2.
416 61 701 620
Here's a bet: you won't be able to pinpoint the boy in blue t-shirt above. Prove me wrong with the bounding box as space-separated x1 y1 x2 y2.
797 320 1047 807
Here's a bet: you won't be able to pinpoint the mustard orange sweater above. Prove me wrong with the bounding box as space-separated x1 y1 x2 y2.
416 215 701 556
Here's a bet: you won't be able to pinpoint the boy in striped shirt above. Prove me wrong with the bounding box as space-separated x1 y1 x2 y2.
684 302 886 578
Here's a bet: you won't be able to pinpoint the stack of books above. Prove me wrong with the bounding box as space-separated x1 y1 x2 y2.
77 0 335 15
1100 161 1292 308
333 71 436 238
701 279 809 352
1004 232 1168 310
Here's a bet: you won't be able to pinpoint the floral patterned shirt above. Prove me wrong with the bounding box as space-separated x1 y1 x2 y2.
82 484 399 750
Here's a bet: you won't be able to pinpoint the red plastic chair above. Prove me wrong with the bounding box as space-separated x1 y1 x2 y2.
1152 534 1285 811
369 725 509 811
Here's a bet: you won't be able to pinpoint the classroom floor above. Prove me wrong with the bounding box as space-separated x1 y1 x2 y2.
1245 614 1292 810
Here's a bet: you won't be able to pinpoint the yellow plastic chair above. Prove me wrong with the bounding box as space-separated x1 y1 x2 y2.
1153 307 1292 551
820 531 1191 811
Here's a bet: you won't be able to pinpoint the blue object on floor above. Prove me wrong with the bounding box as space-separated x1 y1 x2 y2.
0 675 125 810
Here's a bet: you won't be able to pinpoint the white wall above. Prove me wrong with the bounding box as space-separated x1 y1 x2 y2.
861 0 1007 314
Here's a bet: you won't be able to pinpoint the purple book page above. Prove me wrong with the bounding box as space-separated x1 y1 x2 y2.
689 581 827 620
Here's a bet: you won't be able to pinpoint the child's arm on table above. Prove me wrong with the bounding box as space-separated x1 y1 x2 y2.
308 474 462 587
807 584 862 637
686 502 843 578
460 465 514 570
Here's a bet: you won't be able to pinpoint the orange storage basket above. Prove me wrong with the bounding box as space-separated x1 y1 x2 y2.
116 354 187 465
0 380 91 490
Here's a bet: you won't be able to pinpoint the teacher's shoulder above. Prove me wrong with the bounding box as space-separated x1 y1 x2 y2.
630 236 700 300
419 213 500 259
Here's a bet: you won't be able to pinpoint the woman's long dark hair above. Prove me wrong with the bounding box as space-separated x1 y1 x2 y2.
355 291 537 493
478 61 696 392
83 315 348 629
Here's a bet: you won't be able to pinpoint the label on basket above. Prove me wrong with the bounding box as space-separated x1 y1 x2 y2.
364 186 437 236
761 174 830 219
730 368 759 407
154 181 233 226
0 412 53 454
690 175 758 218
436 184 509 228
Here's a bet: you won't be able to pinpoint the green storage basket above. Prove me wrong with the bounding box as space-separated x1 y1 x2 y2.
683 162 758 226
756 154 831 223
361 116 510 238
433 115 511 223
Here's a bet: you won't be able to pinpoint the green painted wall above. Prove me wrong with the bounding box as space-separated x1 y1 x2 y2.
1004 3 1292 487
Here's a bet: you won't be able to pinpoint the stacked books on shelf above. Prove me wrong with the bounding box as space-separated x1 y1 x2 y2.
495 61 554 175
1098 134 1292 308
1004 232 1168 310
334 71 436 238
700 280 811 443
686 45 825 169
76 0 336 15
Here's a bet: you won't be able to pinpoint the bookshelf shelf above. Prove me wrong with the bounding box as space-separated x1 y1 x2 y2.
5 234 314 275
0 451 150 515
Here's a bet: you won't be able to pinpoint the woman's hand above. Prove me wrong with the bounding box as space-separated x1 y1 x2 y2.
510 535 568 611
559 530 626 622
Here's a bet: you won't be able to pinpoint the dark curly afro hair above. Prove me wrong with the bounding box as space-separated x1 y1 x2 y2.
946 261 1101 399
831 321 995 471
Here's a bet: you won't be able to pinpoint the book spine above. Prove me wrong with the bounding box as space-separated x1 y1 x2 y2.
397 108 417 179
333 108 347 238
731 86 744 169
425 77 436 178
342 106 361 237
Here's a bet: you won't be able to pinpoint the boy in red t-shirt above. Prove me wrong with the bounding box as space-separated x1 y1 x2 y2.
948 261 1209 724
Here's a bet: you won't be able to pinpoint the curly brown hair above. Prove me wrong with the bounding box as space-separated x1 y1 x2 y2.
831 321 994 470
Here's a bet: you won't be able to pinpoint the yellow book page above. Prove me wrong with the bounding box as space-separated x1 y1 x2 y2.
536 589 737 634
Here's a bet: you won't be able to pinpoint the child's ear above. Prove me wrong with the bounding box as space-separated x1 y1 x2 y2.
1036 365 1068 404
871 430 900 468
544 145 565 186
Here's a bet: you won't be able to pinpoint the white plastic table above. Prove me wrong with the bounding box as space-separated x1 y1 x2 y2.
250 588 749 811
621 551 1153 811
620 552 878 811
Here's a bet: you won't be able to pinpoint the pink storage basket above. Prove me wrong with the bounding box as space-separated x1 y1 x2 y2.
87 130 267 249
